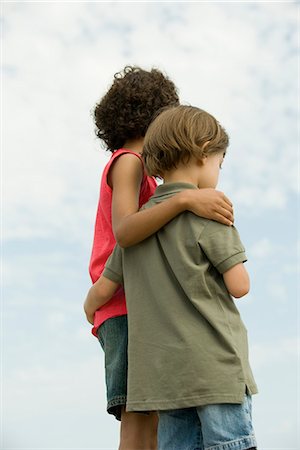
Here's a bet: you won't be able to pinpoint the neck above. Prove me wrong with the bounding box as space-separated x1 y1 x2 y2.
163 164 199 187
123 138 144 154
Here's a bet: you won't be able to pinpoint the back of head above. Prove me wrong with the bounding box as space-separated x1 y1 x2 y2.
143 105 229 177
94 66 179 152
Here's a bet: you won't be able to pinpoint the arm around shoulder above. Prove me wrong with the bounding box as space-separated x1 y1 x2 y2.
114 187 234 248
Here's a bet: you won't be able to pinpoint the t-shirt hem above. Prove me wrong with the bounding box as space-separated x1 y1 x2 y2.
126 391 259 412
127 380 258 412
216 251 247 274
103 267 123 284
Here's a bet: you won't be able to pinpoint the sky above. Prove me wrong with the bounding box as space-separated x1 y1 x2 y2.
1 1 299 449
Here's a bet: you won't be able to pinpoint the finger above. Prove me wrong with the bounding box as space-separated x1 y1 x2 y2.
216 205 234 223
223 195 233 207
217 191 233 207
215 193 233 211
218 200 234 215
213 212 233 226
215 202 234 222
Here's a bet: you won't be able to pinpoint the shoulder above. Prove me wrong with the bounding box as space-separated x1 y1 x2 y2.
108 151 144 187
200 218 239 237
111 150 143 168
111 151 143 172
198 220 244 250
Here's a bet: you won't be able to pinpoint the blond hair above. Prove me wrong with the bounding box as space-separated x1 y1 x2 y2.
143 105 229 177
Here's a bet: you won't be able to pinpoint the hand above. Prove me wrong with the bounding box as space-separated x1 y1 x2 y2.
185 188 234 226
83 298 95 325
83 276 118 326
85 311 95 325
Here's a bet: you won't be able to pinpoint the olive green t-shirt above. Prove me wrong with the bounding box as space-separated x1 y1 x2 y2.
103 182 258 412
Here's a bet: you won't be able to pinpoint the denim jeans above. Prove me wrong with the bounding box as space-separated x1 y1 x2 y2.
158 394 257 450
97 315 128 420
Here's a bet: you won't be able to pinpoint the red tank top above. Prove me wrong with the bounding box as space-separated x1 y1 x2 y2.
89 149 157 336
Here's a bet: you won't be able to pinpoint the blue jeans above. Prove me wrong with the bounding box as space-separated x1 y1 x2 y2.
97 315 128 421
158 395 257 450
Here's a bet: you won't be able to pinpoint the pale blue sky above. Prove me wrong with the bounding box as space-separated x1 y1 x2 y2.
2 2 299 449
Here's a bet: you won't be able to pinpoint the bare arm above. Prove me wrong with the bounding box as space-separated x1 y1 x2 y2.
110 154 234 248
84 276 119 325
223 263 250 299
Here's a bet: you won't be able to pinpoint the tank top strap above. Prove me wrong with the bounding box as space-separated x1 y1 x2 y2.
103 148 144 188
113 148 143 163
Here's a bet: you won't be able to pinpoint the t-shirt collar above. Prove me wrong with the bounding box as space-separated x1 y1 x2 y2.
153 182 198 198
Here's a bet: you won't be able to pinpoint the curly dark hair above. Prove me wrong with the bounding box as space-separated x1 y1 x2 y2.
93 66 179 152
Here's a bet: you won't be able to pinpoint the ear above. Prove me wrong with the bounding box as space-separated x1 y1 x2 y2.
201 141 210 160
196 156 207 166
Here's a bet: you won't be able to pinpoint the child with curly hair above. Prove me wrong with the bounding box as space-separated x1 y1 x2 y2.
89 67 234 450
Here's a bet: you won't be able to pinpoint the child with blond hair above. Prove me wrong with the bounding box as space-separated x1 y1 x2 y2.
86 105 258 450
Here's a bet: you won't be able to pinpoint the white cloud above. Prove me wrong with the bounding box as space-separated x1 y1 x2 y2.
249 238 276 259
266 282 289 304
250 337 298 371
251 336 298 448
2 2 298 242
46 310 67 327
3 356 120 448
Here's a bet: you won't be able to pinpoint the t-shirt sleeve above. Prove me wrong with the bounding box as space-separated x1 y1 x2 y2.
198 223 247 274
103 244 124 285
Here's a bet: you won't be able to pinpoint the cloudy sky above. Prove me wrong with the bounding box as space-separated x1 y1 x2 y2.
2 1 298 449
